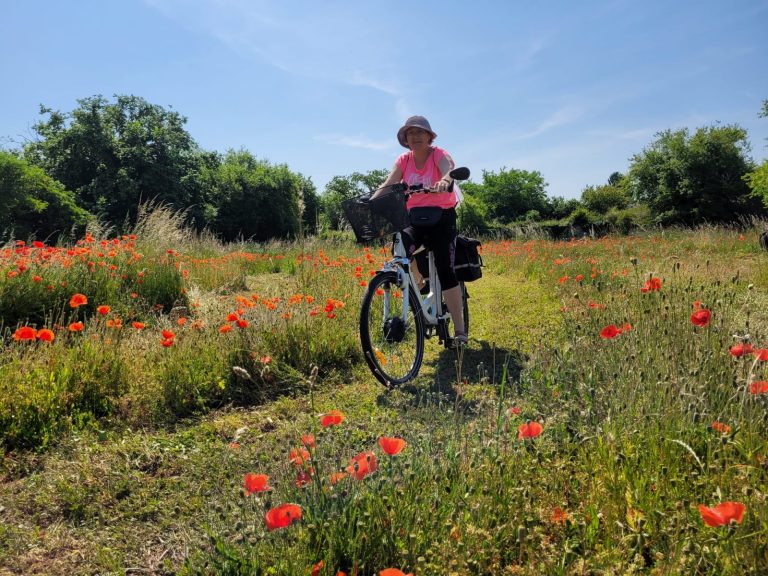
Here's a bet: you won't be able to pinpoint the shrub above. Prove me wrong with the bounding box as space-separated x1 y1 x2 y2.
605 204 652 235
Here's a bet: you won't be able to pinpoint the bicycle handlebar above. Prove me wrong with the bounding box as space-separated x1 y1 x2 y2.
389 166 471 196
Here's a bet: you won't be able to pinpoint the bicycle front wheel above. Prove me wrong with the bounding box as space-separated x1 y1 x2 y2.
360 271 425 387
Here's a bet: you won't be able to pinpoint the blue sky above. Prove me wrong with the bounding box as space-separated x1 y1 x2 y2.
2 0 767 199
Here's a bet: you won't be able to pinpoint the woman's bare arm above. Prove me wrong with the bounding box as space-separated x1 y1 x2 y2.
371 163 403 199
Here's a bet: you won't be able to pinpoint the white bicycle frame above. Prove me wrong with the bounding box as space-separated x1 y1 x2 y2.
379 231 450 331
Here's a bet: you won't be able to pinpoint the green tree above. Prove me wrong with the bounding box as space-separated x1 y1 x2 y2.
0 151 91 242
545 196 582 220
745 159 768 209
628 125 764 225
475 167 548 224
457 193 488 234
745 100 768 208
24 95 216 230
320 169 388 231
298 175 319 236
608 171 624 186
581 183 629 214
211 150 303 242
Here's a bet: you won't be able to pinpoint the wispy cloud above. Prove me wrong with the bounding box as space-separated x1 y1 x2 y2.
144 0 412 118
515 105 584 140
346 72 399 97
314 133 392 151
512 36 549 72
346 71 412 119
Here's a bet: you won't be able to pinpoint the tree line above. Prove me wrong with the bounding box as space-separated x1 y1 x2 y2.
2 94 767 243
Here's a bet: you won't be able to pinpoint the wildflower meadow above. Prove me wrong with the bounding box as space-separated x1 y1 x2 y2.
1 209 767 575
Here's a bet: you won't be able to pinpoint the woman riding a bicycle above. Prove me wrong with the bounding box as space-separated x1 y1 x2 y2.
372 115 467 347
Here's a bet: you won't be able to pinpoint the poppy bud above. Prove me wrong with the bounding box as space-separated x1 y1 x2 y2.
516 525 527 543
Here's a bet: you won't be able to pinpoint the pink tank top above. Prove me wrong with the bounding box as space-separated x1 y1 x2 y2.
395 146 457 209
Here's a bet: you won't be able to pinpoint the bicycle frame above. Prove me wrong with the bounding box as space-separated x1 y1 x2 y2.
380 231 451 340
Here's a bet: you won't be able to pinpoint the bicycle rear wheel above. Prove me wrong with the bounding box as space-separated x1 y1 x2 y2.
360 271 425 387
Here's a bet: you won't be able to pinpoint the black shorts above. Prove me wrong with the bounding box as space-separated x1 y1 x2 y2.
401 207 459 291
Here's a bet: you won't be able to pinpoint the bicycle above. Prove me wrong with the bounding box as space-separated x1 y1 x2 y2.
342 167 471 387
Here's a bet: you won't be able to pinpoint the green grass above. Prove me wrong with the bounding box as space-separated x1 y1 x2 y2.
1 219 768 575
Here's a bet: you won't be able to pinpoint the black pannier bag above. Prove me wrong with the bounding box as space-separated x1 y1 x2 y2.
454 235 483 282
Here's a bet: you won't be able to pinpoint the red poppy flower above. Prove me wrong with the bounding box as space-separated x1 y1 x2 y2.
243 473 270 495
260 356 271 364
330 471 348 485
508 406 522 416
69 322 85 332
301 434 316 448
236 319 249 329
518 421 543 439
640 277 662 293
311 561 324 576
161 329 175 340
226 312 239 322
69 293 88 308
32 275 42 283
97 305 111 316
12 326 37 341
749 381 768 395
36 328 55 342
264 503 302 531
698 501 746 527
160 338 174 348
690 308 711 327
600 325 620 339
550 506 568 525
729 343 754 357
177 317 187 326
295 468 313 487
219 324 233 333
378 436 407 455
346 451 378 480
320 410 345 427
290 447 311 466
711 421 731 434
754 349 768 361
379 569 413 576
132 321 146 330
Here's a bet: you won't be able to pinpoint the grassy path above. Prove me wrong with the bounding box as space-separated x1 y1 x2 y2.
0 267 561 575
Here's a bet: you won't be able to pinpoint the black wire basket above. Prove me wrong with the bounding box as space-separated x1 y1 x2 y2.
342 188 409 244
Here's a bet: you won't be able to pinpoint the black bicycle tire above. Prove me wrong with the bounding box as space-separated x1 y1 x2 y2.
359 271 425 387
